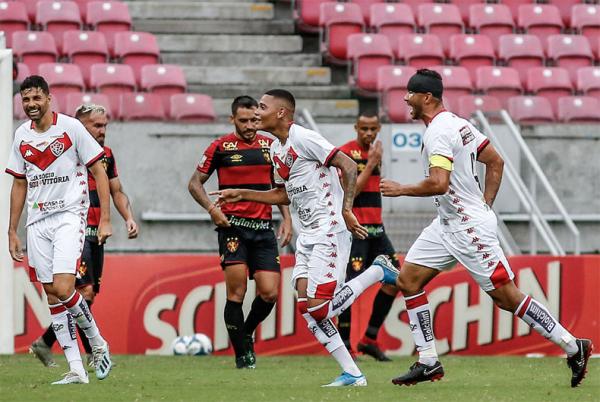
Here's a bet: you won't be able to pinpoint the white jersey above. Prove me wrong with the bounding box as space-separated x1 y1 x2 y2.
422 111 493 232
271 124 347 237
5 112 104 226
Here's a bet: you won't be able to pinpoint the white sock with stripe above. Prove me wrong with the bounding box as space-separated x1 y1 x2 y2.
404 291 438 365
61 291 105 347
49 303 85 375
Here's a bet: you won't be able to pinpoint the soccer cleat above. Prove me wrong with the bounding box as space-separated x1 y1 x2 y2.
29 338 58 368
357 338 392 362
392 361 444 386
235 354 255 369
51 371 89 385
243 335 256 367
372 255 400 285
322 372 367 387
567 338 593 388
92 341 112 380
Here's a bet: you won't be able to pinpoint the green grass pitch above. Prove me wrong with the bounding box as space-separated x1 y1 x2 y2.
0 354 597 402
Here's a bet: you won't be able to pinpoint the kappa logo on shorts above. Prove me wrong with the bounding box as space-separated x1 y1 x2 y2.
351 257 363 272
226 237 240 253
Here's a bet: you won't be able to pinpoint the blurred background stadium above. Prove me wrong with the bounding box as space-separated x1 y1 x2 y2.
0 0 598 379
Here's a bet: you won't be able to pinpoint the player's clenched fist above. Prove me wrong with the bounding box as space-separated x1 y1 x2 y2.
380 178 403 197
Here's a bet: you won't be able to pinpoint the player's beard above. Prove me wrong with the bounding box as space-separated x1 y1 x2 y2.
408 102 423 120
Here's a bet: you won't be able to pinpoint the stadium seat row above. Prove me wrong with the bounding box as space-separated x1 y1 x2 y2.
0 0 132 49
14 91 216 122
11 30 160 85
381 94 600 124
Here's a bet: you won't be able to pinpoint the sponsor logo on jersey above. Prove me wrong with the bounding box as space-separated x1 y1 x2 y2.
222 141 238 151
297 207 311 221
230 154 243 162
417 310 434 342
226 237 240 253
28 172 70 188
33 199 65 212
350 150 362 160
288 184 308 196
258 138 270 148
460 126 475 146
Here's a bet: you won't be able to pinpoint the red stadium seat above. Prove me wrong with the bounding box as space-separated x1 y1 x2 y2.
14 92 60 120
349 0 384 26
576 67 600 99
517 4 563 44
370 3 415 51
557 96 600 122
417 3 463 53
65 92 112 118
469 4 514 52
571 5 600 47
120 93 165 121
546 0 583 25
499 0 535 19
12 31 58 74
35 1 82 52
377 65 416 123
141 64 187 115
449 34 495 81
527 67 573 110
16 62 30 82
319 2 365 64
457 95 502 119
294 0 330 33
0 1 29 48
17 0 40 22
347 33 393 95
114 31 160 85
448 0 486 23
476 66 522 109
547 35 593 84
498 34 544 86
38 63 85 111
87 1 133 56
71 0 93 21
508 95 555 123
170 94 216 122
430 66 472 111
395 34 444 69
90 63 136 117
62 31 109 88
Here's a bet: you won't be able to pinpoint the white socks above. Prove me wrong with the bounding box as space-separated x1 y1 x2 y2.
515 295 578 356
404 291 438 366
49 303 85 375
60 291 105 347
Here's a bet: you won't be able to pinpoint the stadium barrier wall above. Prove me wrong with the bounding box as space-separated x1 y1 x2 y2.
12 255 599 356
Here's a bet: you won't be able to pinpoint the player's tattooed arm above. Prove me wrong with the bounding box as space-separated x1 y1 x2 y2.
330 152 368 240
89 160 113 245
188 170 230 228
477 143 504 207
8 177 26 262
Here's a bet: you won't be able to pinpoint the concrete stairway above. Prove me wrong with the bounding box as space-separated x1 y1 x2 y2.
125 0 357 122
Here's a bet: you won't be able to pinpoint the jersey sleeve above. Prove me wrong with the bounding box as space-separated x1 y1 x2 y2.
197 139 219 175
270 147 285 187
74 120 104 167
107 148 119 179
295 128 339 167
425 127 454 171
472 124 491 157
5 133 26 178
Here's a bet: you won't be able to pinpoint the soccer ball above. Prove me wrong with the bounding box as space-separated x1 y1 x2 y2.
171 335 191 355
187 333 213 356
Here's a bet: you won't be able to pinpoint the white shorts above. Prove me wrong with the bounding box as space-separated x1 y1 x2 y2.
292 230 352 299
405 215 514 292
26 211 86 283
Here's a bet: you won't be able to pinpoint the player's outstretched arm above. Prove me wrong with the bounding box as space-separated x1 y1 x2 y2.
109 178 138 238
8 177 26 262
89 161 113 245
380 167 450 197
477 143 504 207
211 187 290 206
330 152 368 239
188 170 230 228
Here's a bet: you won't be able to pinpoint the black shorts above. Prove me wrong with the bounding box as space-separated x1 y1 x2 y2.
76 236 104 293
346 233 399 281
217 226 280 279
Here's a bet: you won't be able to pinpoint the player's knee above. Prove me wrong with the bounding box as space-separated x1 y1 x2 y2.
259 289 278 304
227 287 246 303
395 275 418 295
307 302 329 322
54 285 74 301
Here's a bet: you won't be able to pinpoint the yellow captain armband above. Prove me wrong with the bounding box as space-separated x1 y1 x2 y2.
429 154 453 171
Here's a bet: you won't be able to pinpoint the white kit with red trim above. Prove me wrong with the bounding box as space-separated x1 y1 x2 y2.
422 111 492 233
5 112 104 226
271 123 347 238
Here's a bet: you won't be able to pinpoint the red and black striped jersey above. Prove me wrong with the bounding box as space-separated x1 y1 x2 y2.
87 146 118 228
197 133 274 222
339 140 384 236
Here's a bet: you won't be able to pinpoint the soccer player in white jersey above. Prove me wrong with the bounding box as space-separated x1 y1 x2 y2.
212 89 400 387
6 76 113 384
380 69 593 388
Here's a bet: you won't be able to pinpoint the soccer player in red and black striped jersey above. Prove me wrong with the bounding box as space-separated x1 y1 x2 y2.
188 96 292 369
338 111 401 362
31 104 138 369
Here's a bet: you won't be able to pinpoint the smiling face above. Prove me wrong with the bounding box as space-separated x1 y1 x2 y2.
21 87 51 122
231 106 259 142
355 115 380 147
